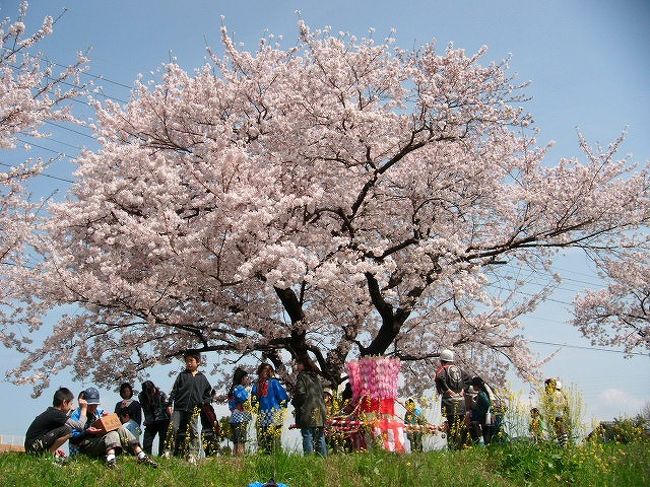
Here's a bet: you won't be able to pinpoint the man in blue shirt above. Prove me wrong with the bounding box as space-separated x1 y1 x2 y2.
70 387 158 468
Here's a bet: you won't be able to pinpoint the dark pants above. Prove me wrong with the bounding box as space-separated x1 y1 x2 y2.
168 410 200 457
200 414 219 456
446 415 468 450
142 420 170 455
485 415 504 444
25 425 72 454
554 417 569 447
470 421 488 445
407 432 423 452
257 424 282 454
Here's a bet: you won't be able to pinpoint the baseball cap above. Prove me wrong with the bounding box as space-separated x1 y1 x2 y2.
83 387 101 405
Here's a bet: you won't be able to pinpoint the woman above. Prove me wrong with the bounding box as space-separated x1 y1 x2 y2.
228 368 252 456
251 363 288 454
469 376 491 445
138 380 171 455
292 356 327 456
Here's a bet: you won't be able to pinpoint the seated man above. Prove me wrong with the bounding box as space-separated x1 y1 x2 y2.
70 386 158 468
25 387 86 456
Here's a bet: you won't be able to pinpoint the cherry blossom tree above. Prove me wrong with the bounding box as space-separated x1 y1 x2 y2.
7 23 649 395
573 248 650 354
0 1 85 351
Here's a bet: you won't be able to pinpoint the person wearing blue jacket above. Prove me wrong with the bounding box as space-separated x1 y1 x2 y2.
228 368 252 456
69 387 157 468
251 363 288 454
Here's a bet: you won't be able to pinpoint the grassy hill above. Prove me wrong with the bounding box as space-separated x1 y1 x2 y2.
0 440 648 487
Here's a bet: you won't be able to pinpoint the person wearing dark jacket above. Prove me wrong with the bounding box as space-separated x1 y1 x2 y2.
292 356 327 456
25 387 86 455
138 380 171 455
469 376 491 445
164 350 212 461
434 348 471 450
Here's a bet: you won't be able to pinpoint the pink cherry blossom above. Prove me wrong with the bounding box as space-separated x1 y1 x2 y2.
573 248 650 354
3 21 648 397
0 2 86 370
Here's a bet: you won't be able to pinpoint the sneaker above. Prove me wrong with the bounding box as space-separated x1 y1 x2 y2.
105 457 117 469
51 449 68 465
51 456 68 467
138 455 158 468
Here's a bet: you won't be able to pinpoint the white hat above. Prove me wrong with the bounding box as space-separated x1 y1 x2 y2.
439 349 454 362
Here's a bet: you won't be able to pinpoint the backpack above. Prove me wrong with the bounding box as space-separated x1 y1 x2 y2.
444 364 464 394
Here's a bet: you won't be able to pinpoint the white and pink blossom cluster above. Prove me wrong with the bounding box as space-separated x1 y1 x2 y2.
347 357 401 401
1 2 85 362
1 18 647 396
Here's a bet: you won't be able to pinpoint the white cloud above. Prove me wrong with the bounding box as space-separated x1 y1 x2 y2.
592 388 644 420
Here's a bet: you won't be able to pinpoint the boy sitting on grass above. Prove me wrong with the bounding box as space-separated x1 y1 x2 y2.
70 386 158 468
24 387 86 457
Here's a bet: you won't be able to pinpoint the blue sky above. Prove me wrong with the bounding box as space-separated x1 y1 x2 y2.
0 0 648 442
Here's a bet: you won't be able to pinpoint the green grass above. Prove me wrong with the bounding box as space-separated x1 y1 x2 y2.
1 441 648 487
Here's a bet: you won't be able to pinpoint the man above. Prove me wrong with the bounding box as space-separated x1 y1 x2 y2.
434 349 470 450
70 386 157 468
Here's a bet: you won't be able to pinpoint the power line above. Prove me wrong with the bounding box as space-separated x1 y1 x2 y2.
49 76 129 104
44 121 96 141
2 47 132 103
529 339 648 357
492 274 591 295
19 133 84 152
0 161 73 183
42 56 133 90
15 138 77 159
1 47 133 91
486 283 573 306
499 262 604 289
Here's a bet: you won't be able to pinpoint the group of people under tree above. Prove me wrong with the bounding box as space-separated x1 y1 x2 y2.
24 347 573 467
433 349 571 451
529 377 571 447
431 349 506 451
23 351 330 466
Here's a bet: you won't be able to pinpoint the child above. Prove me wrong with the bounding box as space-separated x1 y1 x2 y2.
69 386 157 468
165 350 212 461
116 406 140 440
24 387 86 456
543 377 570 447
228 368 252 456
200 394 221 457
529 407 543 443
251 363 288 454
138 380 171 456
404 398 425 452
114 382 142 438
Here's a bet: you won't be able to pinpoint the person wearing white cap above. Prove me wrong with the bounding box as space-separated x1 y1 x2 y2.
543 378 570 447
434 349 471 450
